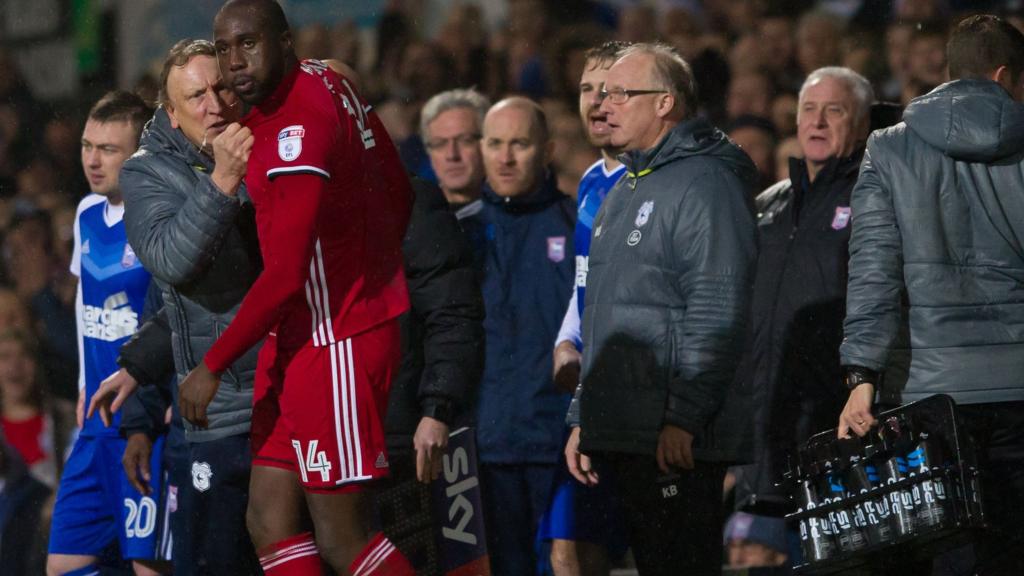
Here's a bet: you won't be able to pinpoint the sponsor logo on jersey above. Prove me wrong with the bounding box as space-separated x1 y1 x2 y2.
832 206 852 230
547 236 566 263
635 200 654 227
374 452 389 469
191 461 213 492
82 291 139 342
277 125 305 161
575 255 588 288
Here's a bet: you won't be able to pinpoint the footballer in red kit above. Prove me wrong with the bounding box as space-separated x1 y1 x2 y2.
201 58 410 491
179 1 416 573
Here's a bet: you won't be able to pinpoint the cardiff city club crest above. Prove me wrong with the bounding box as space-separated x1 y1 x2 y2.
277 125 305 161
635 200 654 227
121 243 137 268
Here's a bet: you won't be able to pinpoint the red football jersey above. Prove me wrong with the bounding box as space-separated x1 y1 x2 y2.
205 60 411 373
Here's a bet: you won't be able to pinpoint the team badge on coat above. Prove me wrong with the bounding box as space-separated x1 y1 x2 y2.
277 125 305 161
635 200 654 227
831 206 852 230
191 461 213 492
548 236 566 262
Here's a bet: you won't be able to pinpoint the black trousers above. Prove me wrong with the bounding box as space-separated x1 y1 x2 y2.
595 453 727 576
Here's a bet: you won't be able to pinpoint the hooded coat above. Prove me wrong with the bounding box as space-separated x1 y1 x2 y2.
841 79 1024 405
578 117 759 462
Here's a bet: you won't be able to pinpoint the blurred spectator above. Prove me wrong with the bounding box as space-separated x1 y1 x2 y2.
727 72 775 121
759 12 804 92
728 115 778 191
902 21 949 103
293 22 331 61
723 512 789 570
4 209 78 402
435 3 489 89
420 88 491 210
469 97 574 576
771 92 799 137
881 21 915 100
42 115 89 198
0 329 74 488
0 431 51 575
896 0 951 21
728 35 765 77
616 3 657 43
774 136 802 181
502 0 554 99
796 11 844 75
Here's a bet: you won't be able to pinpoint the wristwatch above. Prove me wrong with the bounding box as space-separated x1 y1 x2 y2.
843 366 879 391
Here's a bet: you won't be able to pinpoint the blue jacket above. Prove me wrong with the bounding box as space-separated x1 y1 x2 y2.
463 173 575 464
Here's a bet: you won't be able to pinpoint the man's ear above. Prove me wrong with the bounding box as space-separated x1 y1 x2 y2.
166 103 180 130
992 65 1015 94
543 138 555 166
281 29 293 52
655 93 677 120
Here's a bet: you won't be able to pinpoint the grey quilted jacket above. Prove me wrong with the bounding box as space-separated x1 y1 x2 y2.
578 117 759 462
120 108 263 442
841 79 1024 406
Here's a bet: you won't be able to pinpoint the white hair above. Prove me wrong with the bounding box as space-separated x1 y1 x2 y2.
419 88 491 140
798 66 875 126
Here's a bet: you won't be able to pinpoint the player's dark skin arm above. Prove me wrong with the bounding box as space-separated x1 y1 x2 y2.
180 172 324 427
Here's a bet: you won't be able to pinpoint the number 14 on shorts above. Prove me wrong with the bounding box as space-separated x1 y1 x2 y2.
292 439 333 482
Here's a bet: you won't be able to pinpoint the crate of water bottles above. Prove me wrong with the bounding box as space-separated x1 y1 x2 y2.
784 394 986 575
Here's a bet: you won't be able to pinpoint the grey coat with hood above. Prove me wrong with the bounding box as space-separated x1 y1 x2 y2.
578 117 759 462
120 108 263 442
841 79 1024 405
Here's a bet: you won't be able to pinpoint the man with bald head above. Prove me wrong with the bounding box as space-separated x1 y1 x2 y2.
178 0 416 574
566 43 758 574
464 96 575 574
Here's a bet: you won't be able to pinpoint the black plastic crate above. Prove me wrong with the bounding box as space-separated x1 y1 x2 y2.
785 395 986 575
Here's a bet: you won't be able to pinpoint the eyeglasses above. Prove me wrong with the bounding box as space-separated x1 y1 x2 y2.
598 87 669 104
425 133 481 151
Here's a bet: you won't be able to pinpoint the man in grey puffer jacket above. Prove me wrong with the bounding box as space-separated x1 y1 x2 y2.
113 39 262 574
839 15 1024 574
565 43 758 575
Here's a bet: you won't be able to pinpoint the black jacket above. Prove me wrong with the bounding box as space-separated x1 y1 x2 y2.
733 153 861 510
120 108 263 442
579 117 759 462
385 178 485 451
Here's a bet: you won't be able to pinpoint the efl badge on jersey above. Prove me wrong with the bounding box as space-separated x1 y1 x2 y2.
832 206 852 230
548 236 566 263
277 125 305 161
121 243 137 268
635 200 654 227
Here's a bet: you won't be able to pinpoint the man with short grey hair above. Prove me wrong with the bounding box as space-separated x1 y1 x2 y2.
421 88 490 210
728 67 874 524
567 42 758 575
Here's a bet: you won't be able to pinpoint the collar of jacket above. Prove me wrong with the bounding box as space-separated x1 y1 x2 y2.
788 148 864 192
482 170 565 213
139 107 216 173
618 116 721 185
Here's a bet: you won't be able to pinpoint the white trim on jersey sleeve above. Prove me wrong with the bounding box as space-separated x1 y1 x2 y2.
70 193 107 278
267 165 331 180
75 280 86 392
556 288 581 349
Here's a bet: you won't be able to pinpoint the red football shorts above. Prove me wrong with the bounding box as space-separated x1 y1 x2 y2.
251 319 399 493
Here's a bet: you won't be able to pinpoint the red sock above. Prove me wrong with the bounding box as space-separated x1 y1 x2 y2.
258 532 324 575
349 532 415 576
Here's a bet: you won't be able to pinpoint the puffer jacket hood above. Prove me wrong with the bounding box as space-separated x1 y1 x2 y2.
621 117 759 186
904 79 1024 162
